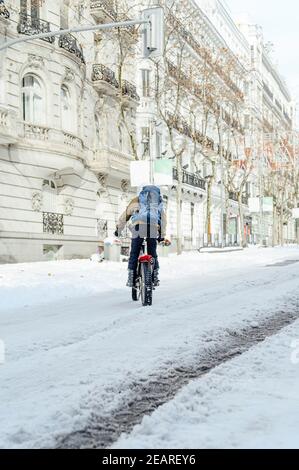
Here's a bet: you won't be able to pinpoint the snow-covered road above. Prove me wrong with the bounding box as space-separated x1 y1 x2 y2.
0 246 299 448
114 318 299 449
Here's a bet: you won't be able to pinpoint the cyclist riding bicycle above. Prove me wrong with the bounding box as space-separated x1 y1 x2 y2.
115 185 168 288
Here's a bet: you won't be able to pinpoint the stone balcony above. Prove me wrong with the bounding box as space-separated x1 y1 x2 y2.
90 0 117 22
0 105 18 144
21 123 84 157
92 64 140 103
92 64 119 96
90 146 134 177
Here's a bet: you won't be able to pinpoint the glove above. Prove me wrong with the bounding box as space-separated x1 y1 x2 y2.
157 236 165 243
159 238 171 246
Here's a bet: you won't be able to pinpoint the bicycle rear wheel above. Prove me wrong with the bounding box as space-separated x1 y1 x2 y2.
140 262 153 306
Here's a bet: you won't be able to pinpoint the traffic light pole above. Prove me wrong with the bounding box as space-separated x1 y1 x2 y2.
0 19 150 53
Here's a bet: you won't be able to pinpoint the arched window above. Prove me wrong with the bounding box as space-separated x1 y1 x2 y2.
61 85 73 132
22 74 45 124
42 179 58 213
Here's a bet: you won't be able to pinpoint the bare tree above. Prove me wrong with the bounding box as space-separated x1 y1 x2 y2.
263 129 299 245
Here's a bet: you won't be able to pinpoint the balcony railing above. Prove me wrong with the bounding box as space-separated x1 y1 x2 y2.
0 0 10 19
173 168 206 191
92 64 119 89
58 33 85 64
275 99 283 113
43 212 64 235
121 80 140 102
284 112 292 127
63 132 83 150
167 61 244 135
229 191 248 205
263 81 273 101
17 13 54 43
168 13 244 101
24 123 49 140
167 112 215 151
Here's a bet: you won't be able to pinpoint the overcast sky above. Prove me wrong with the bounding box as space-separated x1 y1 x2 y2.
226 0 299 111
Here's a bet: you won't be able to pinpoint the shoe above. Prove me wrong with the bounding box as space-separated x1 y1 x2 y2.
126 269 135 287
153 269 160 287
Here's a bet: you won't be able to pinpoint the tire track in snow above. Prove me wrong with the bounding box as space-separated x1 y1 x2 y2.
58 299 299 449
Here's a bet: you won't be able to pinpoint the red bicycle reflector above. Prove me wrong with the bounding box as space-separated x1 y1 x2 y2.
139 254 153 263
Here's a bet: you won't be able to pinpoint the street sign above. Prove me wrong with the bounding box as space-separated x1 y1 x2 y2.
154 159 173 185
142 7 164 58
130 161 151 187
130 159 173 187
263 197 273 213
248 197 260 213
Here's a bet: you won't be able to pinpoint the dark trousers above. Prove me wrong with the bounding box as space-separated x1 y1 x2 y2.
128 236 159 272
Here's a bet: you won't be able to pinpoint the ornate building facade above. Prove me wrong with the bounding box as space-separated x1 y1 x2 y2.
0 0 296 262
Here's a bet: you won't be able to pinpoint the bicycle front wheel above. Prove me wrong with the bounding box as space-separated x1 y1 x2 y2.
140 262 153 306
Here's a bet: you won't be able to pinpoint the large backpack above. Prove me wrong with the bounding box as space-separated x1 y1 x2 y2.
133 186 163 226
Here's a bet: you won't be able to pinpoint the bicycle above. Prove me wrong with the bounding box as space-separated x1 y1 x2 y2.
132 238 171 307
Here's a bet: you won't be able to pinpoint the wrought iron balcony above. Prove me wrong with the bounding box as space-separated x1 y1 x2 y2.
263 81 274 101
168 13 244 101
58 33 85 64
90 0 117 21
229 191 248 205
0 0 10 19
275 99 282 112
173 168 206 191
167 112 215 152
284 111 292 127
43 212 64 235
121 80 140 102
17 13 54 43
92 64 119 89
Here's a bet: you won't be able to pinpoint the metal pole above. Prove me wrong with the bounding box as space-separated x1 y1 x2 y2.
0 19 149 52
149 120 154 185
219 119 225 248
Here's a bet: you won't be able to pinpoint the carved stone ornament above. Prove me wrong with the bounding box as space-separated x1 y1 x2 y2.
97 172 108 188
121 179 129 193
64 67 75 82
95 97 106 114
32 191 43 212
64 198 74 216
97 173 108 197
28 54 45 69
